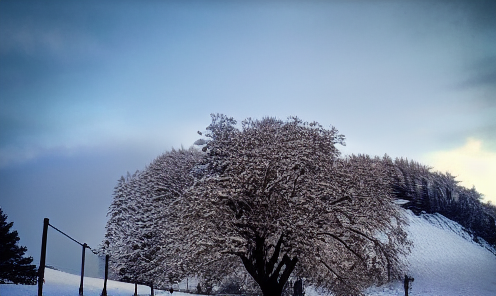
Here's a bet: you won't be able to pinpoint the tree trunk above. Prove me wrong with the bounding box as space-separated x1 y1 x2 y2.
259 282 284 296
239 234 298 296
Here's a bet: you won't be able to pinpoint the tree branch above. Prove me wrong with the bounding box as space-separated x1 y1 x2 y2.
290 170 302 198
347 227 392 280
329 196 352 206
261 163 271 191
316 232 364 261
239 254 259 282
255 235 266 278
319 260 349 285
270 254 289 282
266 233 283 275
279 256 298 287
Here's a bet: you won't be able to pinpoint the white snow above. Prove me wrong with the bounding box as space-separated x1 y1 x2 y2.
366 211 496 296
0 267 180 296
1 210 495 296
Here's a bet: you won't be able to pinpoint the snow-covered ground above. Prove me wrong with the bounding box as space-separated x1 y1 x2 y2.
0 267 169 296
1 210 495 296
366 211 496 296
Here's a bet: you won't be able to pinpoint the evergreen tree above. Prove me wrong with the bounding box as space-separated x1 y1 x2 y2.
0 208 37 285
102 147 203 288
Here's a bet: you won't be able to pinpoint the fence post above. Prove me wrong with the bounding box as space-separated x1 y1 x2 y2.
79 243 87 295
102 254 109 296
38 218 49 296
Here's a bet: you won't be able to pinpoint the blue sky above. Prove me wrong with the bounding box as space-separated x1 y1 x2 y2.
1 0 495 275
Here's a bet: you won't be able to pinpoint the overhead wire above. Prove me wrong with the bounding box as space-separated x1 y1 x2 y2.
48 223 98 254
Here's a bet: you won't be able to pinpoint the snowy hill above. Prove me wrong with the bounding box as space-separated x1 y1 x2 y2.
1 210 495 296
366 211 496 296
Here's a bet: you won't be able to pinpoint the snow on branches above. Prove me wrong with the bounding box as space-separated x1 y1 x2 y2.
102 147 202 288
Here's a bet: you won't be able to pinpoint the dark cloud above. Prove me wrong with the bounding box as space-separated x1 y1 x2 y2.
458 56 496 86
418 0 496 31
455 56 496 109
438 121 496 153
465 71 496 89
459 0 496 31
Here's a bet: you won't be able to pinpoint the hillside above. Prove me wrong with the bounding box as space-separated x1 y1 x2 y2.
1 210 495 296
366 210 496 295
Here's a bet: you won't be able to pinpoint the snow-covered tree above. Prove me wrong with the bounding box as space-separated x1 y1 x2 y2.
170 115 410 296
482 201 496 221
0 208 37 285
102 147 202 288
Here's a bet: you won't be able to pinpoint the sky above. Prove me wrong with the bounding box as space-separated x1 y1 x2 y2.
0 0 495 276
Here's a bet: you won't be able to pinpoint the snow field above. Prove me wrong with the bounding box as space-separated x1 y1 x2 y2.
0 267 172 296
366 211 496 296
402 212 496 296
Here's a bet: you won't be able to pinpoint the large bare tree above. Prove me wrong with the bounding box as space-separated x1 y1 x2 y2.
171 115 410 296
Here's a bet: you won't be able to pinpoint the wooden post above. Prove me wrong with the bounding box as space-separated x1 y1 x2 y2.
101 254 109 296
79 243 87 295
404 275 414 296
38 218 49 296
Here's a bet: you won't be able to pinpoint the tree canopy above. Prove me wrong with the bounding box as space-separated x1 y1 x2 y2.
171 115 410 295
0 208 37 285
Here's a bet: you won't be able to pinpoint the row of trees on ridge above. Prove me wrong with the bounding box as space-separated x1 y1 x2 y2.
392 158 496 246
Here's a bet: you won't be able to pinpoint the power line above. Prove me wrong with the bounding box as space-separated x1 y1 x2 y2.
48 223 98 254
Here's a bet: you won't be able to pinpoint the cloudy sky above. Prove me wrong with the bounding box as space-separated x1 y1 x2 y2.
1 0 495 275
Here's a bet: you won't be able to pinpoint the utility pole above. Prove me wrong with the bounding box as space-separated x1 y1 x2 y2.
404 274 414 296
38 218 49 296
79 243 87 295
102 254 109 296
